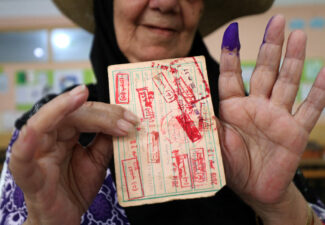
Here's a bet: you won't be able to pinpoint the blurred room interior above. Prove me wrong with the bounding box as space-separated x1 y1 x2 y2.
0 0 324 199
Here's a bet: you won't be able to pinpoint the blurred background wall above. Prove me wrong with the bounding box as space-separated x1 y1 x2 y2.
0 0 324 193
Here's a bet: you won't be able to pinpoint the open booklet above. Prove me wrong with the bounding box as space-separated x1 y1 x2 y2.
108 56 225 207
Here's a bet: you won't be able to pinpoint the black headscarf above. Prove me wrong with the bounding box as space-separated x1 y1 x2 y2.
89 1 256 224
90 0 220 115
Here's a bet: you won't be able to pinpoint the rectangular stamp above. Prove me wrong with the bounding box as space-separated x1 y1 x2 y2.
152 72 176 103
147 131 160 163
198 102 213 131
136 87 155 120
174 77 196 104
191 56 210 103
172 150 192 189
207 149 219 185
190 148 207 186
122 157 144 200
210 172 218 185
175 113 202 143
115 73 129 104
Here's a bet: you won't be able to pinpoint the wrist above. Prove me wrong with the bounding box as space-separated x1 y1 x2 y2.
248 183 309 225
23 202 41 225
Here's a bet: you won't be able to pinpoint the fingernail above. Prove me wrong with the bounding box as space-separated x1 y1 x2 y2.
117 119 135 133
221 22 241 52
124 110 140 124
262 16 274 45
69 85 86 96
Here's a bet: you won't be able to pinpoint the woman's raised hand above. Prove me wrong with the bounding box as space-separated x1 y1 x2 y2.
9 85 138 225
218 15 325 224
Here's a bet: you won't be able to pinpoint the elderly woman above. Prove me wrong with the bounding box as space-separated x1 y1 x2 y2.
1 0 325 224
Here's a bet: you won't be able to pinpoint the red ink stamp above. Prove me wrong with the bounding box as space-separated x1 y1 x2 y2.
171 175 179 188
151 61 178 74
160 112 189 145
115 73 129 104
207 149 218 185
153 72 176 103
190 148 207 186
172 150 192 188
198 102 213 131
209 160 215 170
176 113 202 143
210 173 218 185
173 57 210 105
147 131 160 163
174 77 196 104
122 156 144 200
192 56 210 95
129 140 137 150
136 87 155 120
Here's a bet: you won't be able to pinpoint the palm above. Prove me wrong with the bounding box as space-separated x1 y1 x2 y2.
17 130 111 224
219 96 307 203
218 16 325 206
34 141 85 224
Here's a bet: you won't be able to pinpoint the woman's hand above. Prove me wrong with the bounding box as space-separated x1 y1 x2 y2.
9 85 139 225
218 15 325 224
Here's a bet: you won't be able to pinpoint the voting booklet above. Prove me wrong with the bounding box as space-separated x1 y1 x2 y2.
108 56 225 207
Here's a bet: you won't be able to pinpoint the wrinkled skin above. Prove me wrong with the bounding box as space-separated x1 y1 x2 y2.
218 15 324 224
114 0 204 62
10 86 139 225
8 2 325 225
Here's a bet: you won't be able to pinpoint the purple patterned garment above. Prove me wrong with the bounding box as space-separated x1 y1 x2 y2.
311 203 325 224
0 130 130 225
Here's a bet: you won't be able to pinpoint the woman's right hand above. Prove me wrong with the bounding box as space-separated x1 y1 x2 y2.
9 85 139 225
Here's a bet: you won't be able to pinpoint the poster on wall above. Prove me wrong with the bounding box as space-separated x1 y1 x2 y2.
83 68 97 84
53 69 83 93
15 68 96 111
53 69 96 93
15 70 54 111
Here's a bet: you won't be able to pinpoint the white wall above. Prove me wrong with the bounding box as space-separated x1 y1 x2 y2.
0 0 60 18
274 0 325 5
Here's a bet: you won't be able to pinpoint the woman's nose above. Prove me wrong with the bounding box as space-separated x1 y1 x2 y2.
149 0 180 13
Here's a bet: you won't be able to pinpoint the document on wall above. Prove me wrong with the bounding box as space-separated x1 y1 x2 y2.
108 56 226 207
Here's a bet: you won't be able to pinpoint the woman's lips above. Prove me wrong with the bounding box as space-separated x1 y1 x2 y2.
143 25 177 37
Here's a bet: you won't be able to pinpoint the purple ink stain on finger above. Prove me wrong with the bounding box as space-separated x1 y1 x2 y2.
221 22 241 52
262 16 274 45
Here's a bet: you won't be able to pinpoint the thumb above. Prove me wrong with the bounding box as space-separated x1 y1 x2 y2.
87 134 114 169
70 134 113 203
9 125 44 194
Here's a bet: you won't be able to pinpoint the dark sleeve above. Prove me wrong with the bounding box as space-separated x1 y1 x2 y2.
294 168 325 206
123 186 257 225
123 169 323 225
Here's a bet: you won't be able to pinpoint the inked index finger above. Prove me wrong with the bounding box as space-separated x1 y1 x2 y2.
28 85 89 133
219 22 245 101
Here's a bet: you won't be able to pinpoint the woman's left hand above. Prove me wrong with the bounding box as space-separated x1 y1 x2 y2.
218 15 325 224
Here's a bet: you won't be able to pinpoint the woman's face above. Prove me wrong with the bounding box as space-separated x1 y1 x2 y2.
114 0 204 62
